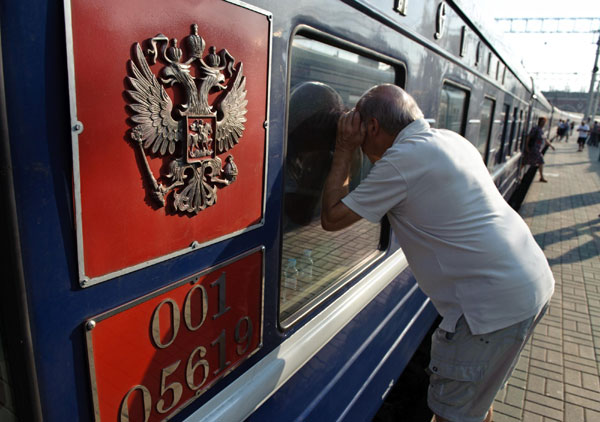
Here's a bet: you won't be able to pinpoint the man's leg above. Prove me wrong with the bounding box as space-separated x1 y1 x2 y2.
428 309 546 422
539 164 547 182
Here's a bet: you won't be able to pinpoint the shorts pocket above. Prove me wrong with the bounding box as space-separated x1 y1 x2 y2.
428 358 486 409
428 360 484 382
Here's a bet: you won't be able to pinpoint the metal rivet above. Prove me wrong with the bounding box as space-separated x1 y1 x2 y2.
263 121 268 128
190 241 200 249
86 320 96 331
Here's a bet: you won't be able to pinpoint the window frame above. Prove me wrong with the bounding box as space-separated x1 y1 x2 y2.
279 26 405 330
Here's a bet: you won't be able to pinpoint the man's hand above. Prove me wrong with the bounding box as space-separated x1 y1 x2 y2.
336 109 366 154
321 110 364 232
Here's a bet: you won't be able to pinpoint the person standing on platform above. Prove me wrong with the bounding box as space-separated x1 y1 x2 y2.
321 84 555 422
590 121 600 147
555 120 566 142
559 120 569 142
569 120 575 140
524 117 555 182
577 120 590 151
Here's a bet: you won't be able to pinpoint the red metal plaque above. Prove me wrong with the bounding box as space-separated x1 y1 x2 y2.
67 0 270 282
85 248 263 421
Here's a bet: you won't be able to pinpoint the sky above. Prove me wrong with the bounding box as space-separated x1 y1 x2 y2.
477 0 600 92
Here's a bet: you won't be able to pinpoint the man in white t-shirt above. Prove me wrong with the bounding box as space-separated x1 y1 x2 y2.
321 84 554 422
577 120 590 151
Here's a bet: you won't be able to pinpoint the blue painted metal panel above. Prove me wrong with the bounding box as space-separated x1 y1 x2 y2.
247 272 437 422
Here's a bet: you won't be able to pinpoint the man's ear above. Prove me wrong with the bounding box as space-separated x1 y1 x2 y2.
366 117 379 137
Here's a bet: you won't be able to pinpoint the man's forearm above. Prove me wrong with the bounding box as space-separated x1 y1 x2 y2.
321 148 356 231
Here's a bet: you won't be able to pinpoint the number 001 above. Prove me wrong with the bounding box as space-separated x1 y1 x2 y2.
150 285 208 349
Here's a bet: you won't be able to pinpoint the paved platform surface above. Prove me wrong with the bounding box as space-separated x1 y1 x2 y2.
493 138 600 422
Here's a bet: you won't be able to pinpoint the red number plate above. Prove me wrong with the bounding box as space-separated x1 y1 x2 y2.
85 248 263 421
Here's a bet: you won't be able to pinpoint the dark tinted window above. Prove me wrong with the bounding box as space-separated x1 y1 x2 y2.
477 97 495 159
438 83 469 135
495 103 510 164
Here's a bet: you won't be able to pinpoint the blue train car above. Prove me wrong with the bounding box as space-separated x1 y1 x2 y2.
0 1 562 421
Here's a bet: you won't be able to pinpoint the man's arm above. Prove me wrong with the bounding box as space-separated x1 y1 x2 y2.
321 111 364 231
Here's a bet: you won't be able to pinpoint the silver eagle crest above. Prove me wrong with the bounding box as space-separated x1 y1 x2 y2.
127 24 247 214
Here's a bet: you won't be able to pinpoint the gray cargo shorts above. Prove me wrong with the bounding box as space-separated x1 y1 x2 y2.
427 304 548 422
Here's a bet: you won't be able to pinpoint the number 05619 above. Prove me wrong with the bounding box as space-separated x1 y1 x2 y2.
85 248 264 422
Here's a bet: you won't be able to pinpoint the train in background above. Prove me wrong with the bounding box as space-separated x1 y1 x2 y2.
0 0 578 421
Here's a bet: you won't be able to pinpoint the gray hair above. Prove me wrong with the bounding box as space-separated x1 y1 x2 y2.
358 84 424 135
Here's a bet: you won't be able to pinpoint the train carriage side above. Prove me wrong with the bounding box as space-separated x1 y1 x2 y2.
0 1 549 422
184 1 543 421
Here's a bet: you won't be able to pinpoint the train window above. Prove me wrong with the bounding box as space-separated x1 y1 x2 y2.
477 97 495 159
517 109 525 151
515 110 523 152
438 82 469 135
280 35 397 326
508 107 518 154
497 103 510 163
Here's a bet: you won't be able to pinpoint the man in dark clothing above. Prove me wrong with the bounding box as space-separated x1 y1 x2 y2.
524 117 555 182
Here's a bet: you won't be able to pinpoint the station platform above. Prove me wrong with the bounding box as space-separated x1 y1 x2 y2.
493 138 600 421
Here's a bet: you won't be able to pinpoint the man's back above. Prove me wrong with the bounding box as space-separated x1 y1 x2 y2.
343 119 554 334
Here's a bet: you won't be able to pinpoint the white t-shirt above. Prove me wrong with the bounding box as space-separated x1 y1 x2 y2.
342 119 554 334
577 124 590 138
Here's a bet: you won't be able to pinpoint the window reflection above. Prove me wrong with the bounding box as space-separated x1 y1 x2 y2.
280 36 396 325
285 82 343 226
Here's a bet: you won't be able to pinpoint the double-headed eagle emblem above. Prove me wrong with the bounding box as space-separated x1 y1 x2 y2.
127 24 247 214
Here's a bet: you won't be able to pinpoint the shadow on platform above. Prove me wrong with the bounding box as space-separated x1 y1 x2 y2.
534 218 600 265
520 192 600 217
